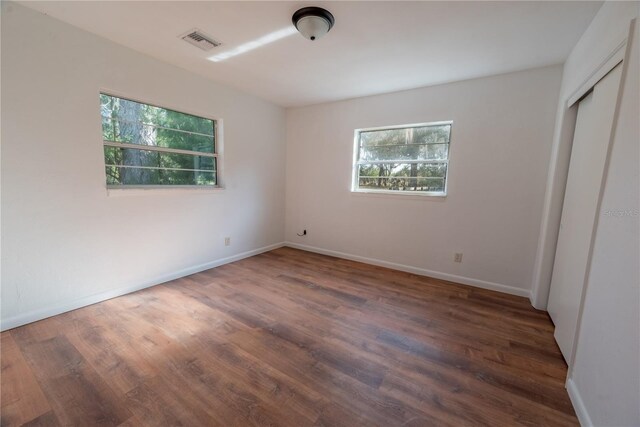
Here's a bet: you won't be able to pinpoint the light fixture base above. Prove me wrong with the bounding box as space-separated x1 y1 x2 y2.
292 7 335 41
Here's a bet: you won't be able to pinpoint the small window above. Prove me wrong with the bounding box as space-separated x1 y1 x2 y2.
100 93 218 188
353 121 452 196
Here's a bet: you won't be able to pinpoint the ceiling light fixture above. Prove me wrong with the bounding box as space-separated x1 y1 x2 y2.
292 7 335 41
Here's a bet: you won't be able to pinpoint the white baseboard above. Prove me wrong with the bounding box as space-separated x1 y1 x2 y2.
284 242 531 298
2 240 532 331
567 378 593 427
1 242 285 331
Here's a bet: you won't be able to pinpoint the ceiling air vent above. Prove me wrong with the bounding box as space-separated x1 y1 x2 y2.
180 29 221 51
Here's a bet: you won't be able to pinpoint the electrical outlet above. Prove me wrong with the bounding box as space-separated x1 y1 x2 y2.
454 253 463 263
224 237 231 246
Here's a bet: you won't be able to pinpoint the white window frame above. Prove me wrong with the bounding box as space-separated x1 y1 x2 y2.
100 91 223 190
351 121 452 197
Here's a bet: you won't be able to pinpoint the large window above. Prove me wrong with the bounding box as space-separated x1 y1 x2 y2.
100 93 218 188
353 121 452 196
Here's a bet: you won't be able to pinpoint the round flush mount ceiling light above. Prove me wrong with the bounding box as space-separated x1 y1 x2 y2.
292 7 335 41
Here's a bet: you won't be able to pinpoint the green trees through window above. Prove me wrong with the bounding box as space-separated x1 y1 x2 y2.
100 94 217 187
354 122 451 194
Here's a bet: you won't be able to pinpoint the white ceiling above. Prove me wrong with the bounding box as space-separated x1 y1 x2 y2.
21 1 601 107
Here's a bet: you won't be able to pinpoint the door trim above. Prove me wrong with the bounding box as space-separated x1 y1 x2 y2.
567 40 626 107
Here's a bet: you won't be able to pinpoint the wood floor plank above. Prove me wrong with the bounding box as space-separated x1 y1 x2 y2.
18 411 60 427
215 262 566 396
92 299 293 426
0 333 51 427
1 247 577 426
117 285 326 425
124 377 215 427
14 335 132 427
64 322 156 395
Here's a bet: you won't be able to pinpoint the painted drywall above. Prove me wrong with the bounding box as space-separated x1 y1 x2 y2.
531 1 639 309
285 66 562 295
569 17 640 427
1 3 286 329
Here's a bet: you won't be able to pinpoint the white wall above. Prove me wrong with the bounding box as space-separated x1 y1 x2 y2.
285 66 562 296
568 17 640 427
1 3 286 329
531 1 639 309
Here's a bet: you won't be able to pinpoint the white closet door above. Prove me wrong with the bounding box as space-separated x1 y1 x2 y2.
548 63 623 363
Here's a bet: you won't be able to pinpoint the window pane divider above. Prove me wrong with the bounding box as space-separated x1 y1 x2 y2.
102 116 214 139
358 176 445 179
106 164 215 173
103 140 217 157
107 185 220 190
360 142 449 148
356 160 448 165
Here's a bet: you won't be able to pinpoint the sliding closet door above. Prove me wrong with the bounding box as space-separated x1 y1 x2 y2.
547 63 623 363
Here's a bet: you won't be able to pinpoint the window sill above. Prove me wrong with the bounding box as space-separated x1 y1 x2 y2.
350 189 447 200
106 186 224 197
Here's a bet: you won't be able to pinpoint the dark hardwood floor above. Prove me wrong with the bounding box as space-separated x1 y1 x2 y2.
1 247 577 426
